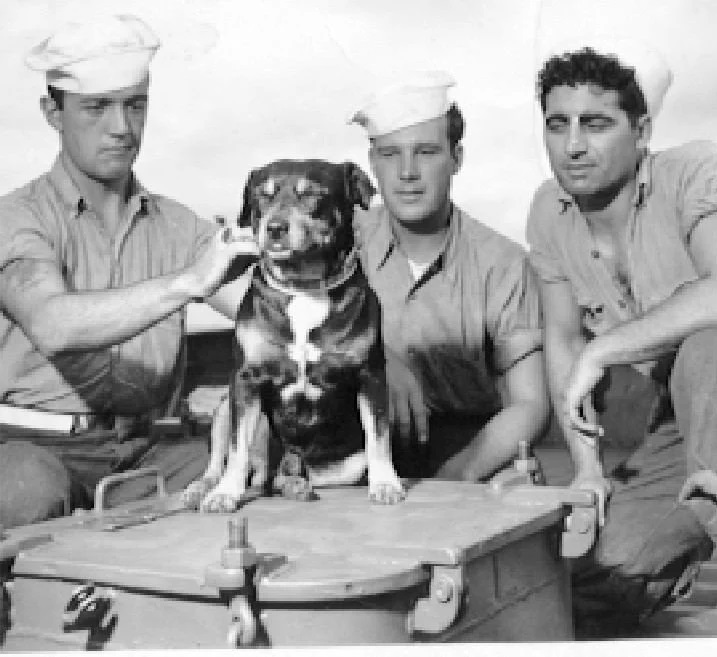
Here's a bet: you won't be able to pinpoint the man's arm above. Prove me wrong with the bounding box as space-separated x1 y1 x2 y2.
464 349 549 481
566 215 717 434
0 229 258 356
541 279 611 524
453 349 549 482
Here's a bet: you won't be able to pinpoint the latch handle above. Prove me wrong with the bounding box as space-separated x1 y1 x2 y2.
93 467 167 515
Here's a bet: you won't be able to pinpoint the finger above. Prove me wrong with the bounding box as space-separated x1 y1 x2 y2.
566 402 604 437
219 226 260 253
226 236 261 257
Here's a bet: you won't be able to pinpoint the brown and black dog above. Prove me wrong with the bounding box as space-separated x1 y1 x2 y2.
182 160 405 512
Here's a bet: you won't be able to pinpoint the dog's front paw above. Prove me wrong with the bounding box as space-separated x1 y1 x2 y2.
368 461 405 504
369 481 405 504
275 475 318 501
199 478 247 513
181 476 220 510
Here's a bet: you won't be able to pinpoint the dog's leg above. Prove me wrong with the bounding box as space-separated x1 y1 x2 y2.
181 393 231 509
200 395 262 513
273 451 317 501
358 380 405 504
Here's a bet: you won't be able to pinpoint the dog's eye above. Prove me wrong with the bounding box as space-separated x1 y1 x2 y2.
260 179 277 198
295 178 310 196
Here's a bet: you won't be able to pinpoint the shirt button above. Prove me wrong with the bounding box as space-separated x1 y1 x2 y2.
591 249 600 259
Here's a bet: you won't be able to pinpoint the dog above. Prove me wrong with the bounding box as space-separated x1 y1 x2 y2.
182 160 405 512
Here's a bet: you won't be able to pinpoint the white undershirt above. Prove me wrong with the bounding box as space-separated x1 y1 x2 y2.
407 258 431 282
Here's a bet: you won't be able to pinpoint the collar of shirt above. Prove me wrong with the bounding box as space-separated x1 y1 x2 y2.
372 203 461 292
555 151 655 213
47 155 157 220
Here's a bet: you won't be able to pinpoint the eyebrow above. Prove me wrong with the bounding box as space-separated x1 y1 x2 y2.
545 112 615 121
375 140 443 149
79 94 148 104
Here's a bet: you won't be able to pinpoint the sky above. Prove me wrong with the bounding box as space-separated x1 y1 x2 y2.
1 0 717 245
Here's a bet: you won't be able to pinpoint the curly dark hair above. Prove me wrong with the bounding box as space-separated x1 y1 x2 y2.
537 47 647 125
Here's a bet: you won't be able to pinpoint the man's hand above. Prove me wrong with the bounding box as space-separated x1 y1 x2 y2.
564 345 606 439
571 468 612 527
385 352 428 447
181 226 260 300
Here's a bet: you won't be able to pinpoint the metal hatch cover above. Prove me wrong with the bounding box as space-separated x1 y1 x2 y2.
9 480 566 602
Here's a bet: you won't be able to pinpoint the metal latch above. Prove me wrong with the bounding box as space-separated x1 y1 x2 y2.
407 564 466 636
205 518 260 648
488 441 598 559
62 583 117 649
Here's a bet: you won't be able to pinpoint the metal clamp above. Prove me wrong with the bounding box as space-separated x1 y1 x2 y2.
0 579 10 646
407 565 465 636
491 483 597 558
227 596 257 648
488 441 598 559
62 583 117 648
205 519 260 648
560 498 597 559
93 467 167 515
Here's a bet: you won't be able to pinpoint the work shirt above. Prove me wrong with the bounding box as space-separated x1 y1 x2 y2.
355 204 542 416
526 140 717 378
0 156 217 414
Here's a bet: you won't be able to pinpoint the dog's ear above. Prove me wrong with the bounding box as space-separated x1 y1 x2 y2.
342 162 376 211
238 169 257 228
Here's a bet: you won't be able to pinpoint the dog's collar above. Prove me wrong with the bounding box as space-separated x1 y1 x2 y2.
260 248 360 295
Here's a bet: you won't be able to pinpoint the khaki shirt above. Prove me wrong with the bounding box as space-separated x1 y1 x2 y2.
0 157 217 413
355 204 542 415
526 140 717 377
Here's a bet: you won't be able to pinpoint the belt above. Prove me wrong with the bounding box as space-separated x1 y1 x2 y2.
0 405 142 435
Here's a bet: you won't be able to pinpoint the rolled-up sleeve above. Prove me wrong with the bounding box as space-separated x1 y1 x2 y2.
525 181 568 284
486 254 543 374
190 215 220 261
674 140 717 242
0 201 57 272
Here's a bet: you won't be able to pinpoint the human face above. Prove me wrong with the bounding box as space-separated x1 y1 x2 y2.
43 79 149 184
543 84 650 200
369 115 462 228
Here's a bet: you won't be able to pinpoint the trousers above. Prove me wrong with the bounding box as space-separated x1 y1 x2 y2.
572 328 717 637
0 424 209 529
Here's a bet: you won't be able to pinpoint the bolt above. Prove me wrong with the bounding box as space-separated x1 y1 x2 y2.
434 577 454 603
518 440 529 462
228 518 248 549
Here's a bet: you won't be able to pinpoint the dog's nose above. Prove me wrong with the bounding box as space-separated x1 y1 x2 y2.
267 220 287 241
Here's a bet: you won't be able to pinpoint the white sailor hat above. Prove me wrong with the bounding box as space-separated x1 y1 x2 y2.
349 71 456 138
540 35 672 118
25 14 160 94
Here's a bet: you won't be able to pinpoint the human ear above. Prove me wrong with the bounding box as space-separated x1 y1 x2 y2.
451 142 464 174
40 95 62 133
635 114 652 151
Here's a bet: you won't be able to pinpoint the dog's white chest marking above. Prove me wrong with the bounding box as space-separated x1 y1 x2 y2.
282 293 330 402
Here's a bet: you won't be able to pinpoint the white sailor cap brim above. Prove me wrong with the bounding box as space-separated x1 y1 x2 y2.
349 71 456 138
25 14 160 94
